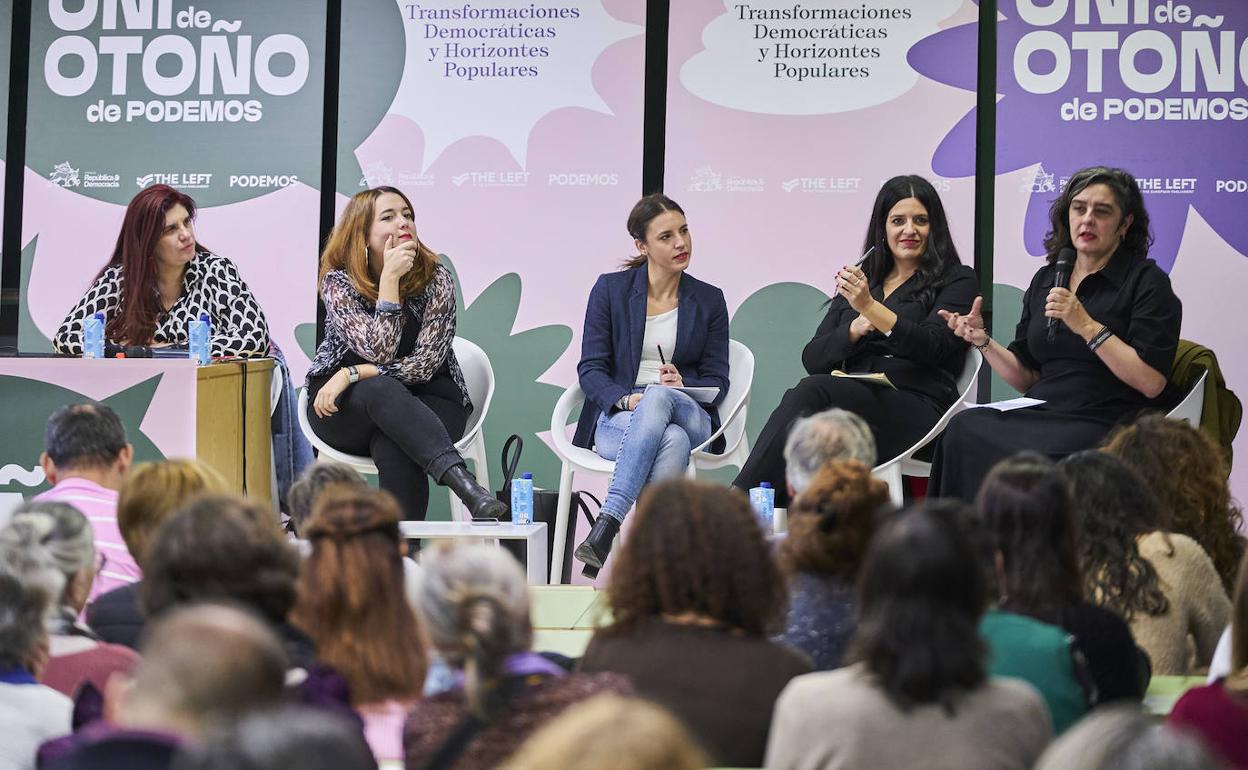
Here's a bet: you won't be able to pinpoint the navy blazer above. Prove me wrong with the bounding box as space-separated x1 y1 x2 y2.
574 264 730 452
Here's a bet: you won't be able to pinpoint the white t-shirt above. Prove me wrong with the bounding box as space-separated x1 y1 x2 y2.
636 307 678 386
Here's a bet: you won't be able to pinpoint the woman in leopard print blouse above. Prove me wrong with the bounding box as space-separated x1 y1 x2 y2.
304 186 506 522
54 185 269 358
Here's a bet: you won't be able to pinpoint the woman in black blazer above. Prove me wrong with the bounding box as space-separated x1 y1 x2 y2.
573 194 730 575
733 175 977 507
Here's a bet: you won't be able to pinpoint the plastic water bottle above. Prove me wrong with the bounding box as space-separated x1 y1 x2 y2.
511 473 533 525
750 482 775 533
82 312 105 359
188 313 211 366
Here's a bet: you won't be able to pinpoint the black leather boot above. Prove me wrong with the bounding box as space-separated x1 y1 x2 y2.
574 514 621 578
440 464 508 521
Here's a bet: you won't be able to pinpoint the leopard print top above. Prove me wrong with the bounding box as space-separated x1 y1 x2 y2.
54 252 270 357
305 263 470 409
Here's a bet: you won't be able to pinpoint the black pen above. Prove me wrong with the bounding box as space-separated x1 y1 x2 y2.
657 344 667 365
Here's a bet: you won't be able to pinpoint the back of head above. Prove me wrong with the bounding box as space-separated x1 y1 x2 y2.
43 403 127 472
117 459 227 567
783 409 877 494
607 478 784 638
0 501 95 613
501 694 709 770
172 705 376 770
127 604 287 735
285 461 368 536
419 542 531 717
1102 413 1245 591
975 452 1083 623
1058 450 1169 620
851 502 987 711
781 460 890 581
291 486 425 704
1034 705 1223 770
0 571 52 671
140 494 298 626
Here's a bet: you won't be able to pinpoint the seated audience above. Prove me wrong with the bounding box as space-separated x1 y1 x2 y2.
580 479 811 767
1103 414 1246 593
1037 705 1225 770
171 705 376 770
1168 552 1248 769
978 453 1149 701
404 543 630 770
34 404 135 602
776 460 889 670
765 503 1051 770
780 408 877 501
1061 450 1230 675
501 694 709 770
49 604 288 770
290 486 426 763
285 460 369 538
0 502 138 698
0 573 72 770
87 460 226 649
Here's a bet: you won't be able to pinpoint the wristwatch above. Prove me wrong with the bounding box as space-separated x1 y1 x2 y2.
345 365 360 384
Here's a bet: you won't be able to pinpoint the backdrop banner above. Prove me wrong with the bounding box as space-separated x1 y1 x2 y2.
665 0 980 474
20 0 327 381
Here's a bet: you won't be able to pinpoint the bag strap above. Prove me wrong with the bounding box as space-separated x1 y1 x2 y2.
574 491 602 527
498 434 523 495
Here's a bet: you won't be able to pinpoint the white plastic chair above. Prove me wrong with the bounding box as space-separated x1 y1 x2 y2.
1166 370 1207 426
871 348 983 507
295 337 495 521
547 340 756 584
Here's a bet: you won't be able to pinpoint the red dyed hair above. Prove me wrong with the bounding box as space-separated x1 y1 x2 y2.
100 185 205 345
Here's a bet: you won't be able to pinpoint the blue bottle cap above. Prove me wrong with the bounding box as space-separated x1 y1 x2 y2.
93 311 104 321
199 313 210 322
760 482 772 489
522 472 532 479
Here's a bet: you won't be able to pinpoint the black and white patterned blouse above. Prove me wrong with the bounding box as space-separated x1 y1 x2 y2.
54 252 270 358
306 263 470 410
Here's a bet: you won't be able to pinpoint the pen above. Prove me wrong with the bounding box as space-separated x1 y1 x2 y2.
657 344 667 365
854 245 875 267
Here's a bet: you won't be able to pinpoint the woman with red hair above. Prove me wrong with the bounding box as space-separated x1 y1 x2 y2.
54 184 269 357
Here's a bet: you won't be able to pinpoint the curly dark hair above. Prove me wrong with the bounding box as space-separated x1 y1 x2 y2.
604 479 785 637
140 494 300 626
1102 414 1246 593
779 460 890 581
975 453 1084 625
849 501 987 712
1042 166 1153 261
1058 451 1169 621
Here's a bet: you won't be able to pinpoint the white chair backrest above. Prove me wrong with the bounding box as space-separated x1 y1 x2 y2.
1167 369 1207 426
453 337 495 439
955 347 983 403
718 340 755 448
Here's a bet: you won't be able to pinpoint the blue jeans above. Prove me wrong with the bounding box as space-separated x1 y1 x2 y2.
593 385 712 523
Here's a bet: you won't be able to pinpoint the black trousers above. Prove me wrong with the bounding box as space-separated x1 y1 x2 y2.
733 374 942 508
306 373 468 520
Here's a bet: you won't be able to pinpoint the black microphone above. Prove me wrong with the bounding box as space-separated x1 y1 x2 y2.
1047 248 1076 342
105 342 153 358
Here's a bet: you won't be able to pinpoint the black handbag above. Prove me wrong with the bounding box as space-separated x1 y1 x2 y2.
496 434 600 583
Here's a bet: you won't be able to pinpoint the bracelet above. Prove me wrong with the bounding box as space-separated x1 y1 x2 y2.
1088 325 1113 351
616 394 632 411
973 337 991 352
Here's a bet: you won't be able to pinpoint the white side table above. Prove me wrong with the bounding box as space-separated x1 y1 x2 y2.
399 522 549 585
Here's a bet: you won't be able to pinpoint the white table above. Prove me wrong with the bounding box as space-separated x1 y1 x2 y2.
399 521 549 585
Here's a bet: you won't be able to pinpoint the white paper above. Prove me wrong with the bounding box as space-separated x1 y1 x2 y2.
969 397 1046 412
673 386 720 404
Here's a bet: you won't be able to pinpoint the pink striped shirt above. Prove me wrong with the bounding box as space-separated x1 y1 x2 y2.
35 478 140 602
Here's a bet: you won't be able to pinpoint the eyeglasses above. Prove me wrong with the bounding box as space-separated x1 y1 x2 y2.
94 552 109 574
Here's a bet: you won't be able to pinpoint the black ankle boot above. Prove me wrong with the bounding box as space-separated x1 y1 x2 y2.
574 515 621 577
440 464 508 521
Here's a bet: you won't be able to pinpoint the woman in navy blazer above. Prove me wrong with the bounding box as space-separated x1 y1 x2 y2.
573 194 730 575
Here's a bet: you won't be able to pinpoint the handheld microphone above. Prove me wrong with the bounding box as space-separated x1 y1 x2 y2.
1047 248 1076 342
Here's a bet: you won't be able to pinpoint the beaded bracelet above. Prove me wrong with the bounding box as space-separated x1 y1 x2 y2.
973 338 991 352
1088 325 1113 351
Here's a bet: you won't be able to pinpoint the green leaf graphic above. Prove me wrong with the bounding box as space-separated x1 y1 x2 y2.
989 283 1025 400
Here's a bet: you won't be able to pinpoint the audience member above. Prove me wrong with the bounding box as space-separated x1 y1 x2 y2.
1168 551 1248 769
49 604 288 770
765 503 1051 770
977 453 1149 700
171 705 377 770
0 502 138 698
1103 414 1246 593
87 460 226 649
775 460 889 670
580 479 810 768
284 460 368 538
0 572 72 770
781 409 877 500
1036 705 1225 770
1061 450 1230 675
404 543 629 770
34 404 135 602
290 486 426 763
501 694 709 770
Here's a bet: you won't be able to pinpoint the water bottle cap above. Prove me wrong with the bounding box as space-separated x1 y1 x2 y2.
760 482 773 489
199 313 210 322
93 312 104 321
522 472 532 479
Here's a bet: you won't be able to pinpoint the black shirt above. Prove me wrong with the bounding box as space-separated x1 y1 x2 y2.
1010 249 1181 421
802 264 978 407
